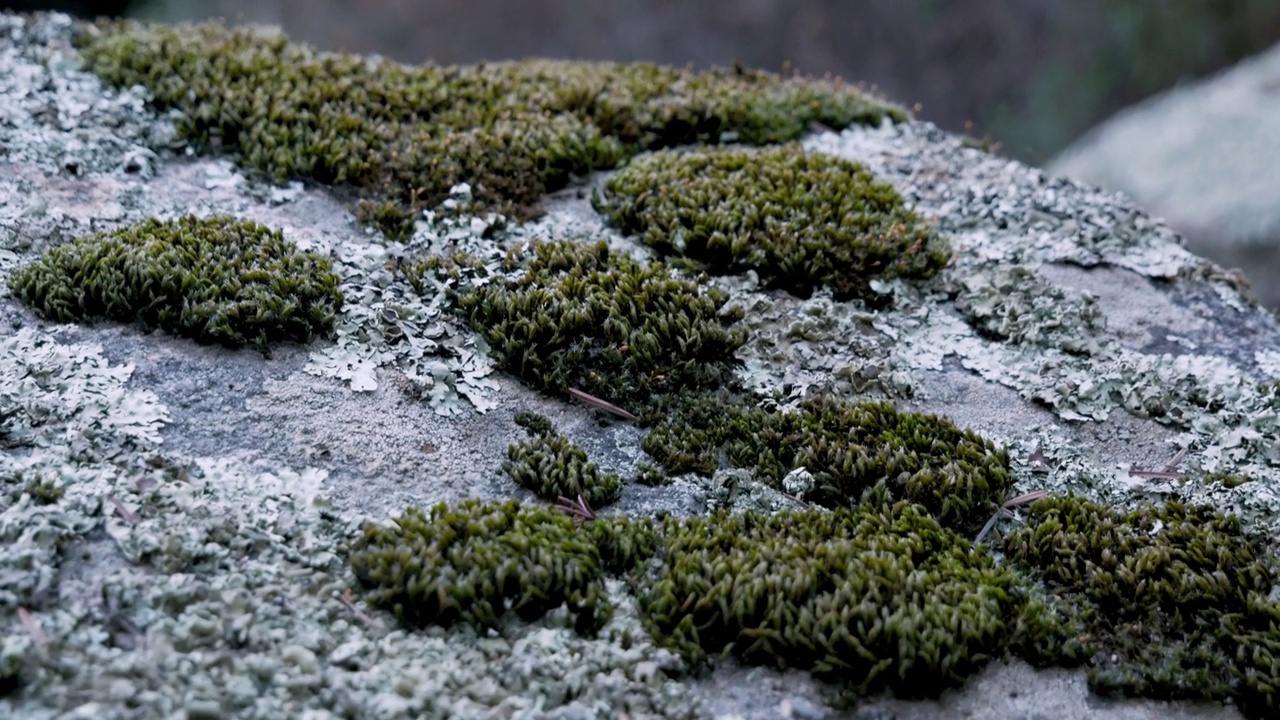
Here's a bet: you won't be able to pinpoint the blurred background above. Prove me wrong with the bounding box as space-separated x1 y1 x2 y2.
7 0 1280 305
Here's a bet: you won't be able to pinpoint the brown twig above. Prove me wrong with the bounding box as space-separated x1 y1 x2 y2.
975 489 1051 547
106 494 140 525
339 588 380 630
18 607 46 646
555 492 596 525
1129 447 1189 480
567 388 638 422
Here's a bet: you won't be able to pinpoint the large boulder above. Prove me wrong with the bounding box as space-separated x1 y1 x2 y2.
1049 40 1280 308
2 12 1278 720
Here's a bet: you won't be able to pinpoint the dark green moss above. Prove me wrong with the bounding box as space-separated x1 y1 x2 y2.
644 392 1012 535
636 502 1021 697
513 410 556 438
77 21 904 221
503 414 623 508
8 215 342 354
592 144 948 303
633 462 668 487
349 499 611 635
409 239 747 414
1002 495 1280 714
22 475 65 506
586 514 661 575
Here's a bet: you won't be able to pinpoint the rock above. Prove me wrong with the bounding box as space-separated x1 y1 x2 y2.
1048 41 1280 307
1 11 1277 720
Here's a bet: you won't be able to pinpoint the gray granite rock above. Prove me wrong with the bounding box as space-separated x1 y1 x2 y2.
1049 41 1280 308
1 11 1274 720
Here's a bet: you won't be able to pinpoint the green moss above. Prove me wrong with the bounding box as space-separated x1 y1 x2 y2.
76 21 904 220
1002 495 1280 714
22 474 65 506
644 392 1012 535
592 144 948 303
8 215 342 354
409 240 747 413
636 502 1021 697
632 462 668 487
503 412 624 508
586 514 661 575
349 499 611 635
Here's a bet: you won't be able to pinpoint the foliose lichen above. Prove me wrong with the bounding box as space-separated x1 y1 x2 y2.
592 143 948 303
76 20 905 221
8 215 342 354
504 411 624 508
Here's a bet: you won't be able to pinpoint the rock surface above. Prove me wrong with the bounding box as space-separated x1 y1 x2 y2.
2 12 1279 720
1049 40 1280 308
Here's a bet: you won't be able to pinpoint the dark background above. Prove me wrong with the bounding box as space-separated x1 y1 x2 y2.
8 0 1280 165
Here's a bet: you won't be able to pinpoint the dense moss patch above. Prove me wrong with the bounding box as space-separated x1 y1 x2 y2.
8 215 342 353
504 411 624 508
635 501 1020 696
645 392 1012 535
592 144 948 302
408 239 747 413
1003 495 1280 716
77 21 905 220
350 499 612 635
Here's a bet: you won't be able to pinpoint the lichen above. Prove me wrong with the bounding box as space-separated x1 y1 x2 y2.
504 411 624 508
8 215 342 354
76 20 905 222
593 144 948 304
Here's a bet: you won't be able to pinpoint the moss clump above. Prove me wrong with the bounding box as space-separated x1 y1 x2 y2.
587 514 661 575
410 240 747 413
22 475 65 505
1003 495 1280 715
592 144 947 303
350 499 611 635
77 21 904 220
636 502 1021 697
644 392 1012 535
8 215 342 353
503 411 624 508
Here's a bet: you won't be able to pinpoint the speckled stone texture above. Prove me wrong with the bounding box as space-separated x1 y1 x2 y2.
2 11 1277 720
1050 40 1280 308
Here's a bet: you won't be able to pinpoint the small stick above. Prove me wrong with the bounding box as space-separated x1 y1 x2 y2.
567 388 638 422
975 490 1051 546
106 494 141 525
1003 490 1049 508
18 607 46 646
339 588 380 630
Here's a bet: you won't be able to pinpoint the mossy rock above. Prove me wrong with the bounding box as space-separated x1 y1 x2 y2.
645 392 1012 535
635 502 1021 697
592 143 948 302
8 215 342 353
409 239 747 413
1003 495 1280 714
504 411 624 508
349 499 611 636
76 21 905 221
